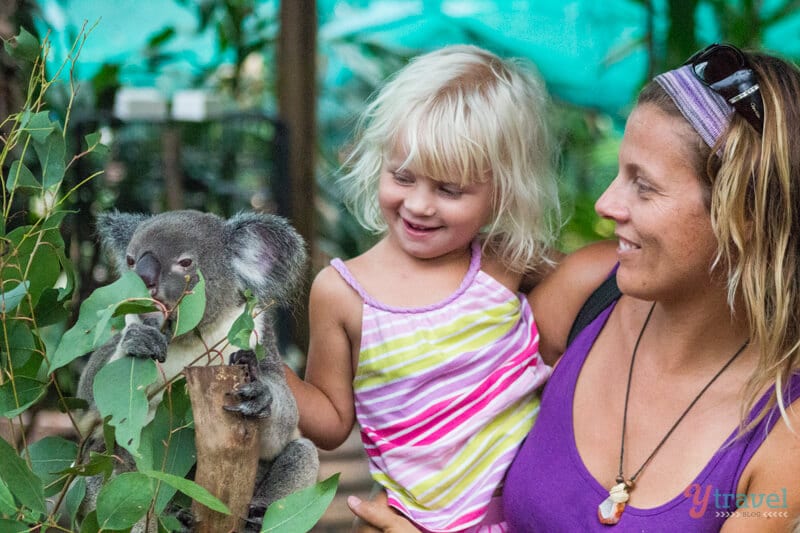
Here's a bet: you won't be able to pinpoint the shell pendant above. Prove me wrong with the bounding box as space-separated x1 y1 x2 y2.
597 482 630 525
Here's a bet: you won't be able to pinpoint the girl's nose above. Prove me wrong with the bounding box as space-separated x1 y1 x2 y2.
595 176 628 222
404 187 436 216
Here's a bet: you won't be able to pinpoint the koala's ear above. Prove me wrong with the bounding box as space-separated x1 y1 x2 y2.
95 211 149 273
224 212 308 304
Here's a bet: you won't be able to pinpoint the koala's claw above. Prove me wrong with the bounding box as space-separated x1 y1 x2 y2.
224 381 273 418
120 322 168 362
229 349 260 378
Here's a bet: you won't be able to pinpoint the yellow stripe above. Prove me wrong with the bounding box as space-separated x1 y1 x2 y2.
355 301 520 389
406 395 540 503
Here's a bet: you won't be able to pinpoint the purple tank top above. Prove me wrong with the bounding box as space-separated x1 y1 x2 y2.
503 298 800 532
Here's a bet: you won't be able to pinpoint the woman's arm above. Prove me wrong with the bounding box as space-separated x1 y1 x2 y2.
720 397 800 532
529 240 618 366
284 266 358 450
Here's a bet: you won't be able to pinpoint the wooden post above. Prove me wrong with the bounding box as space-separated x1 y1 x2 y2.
278 0 317 353
184 365 261 533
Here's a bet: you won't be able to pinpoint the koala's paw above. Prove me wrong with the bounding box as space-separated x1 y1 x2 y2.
120 322 168 362
225 350 272 418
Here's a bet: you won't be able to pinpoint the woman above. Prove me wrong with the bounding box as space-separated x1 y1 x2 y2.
348 44 800 532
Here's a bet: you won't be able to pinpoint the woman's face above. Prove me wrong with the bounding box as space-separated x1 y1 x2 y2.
595 103 719 301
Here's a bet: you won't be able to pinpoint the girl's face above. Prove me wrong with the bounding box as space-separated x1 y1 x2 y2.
595 103 719 301
378 150 493 261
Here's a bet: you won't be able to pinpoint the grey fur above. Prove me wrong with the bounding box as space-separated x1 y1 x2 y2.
78 209 319 532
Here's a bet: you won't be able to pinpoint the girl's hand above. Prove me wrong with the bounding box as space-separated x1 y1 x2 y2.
348 494 421 533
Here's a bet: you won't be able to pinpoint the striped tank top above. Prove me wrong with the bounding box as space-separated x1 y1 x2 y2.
330 240 551 532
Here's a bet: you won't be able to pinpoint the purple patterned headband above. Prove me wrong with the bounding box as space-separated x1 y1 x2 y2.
654 65 734 148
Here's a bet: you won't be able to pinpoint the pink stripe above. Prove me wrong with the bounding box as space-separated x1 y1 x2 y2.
367 339 539 448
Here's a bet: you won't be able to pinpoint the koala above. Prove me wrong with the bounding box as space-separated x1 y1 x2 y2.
76 209 319 532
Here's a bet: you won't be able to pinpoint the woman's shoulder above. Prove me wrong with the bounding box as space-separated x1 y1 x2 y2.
528 240 618 364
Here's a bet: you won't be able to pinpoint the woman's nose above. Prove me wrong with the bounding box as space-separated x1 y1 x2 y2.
595 177 627 221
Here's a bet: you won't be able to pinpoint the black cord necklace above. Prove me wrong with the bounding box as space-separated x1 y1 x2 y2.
597 302 749 525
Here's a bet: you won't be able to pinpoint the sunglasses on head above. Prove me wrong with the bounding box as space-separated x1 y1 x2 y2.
685 43 764 134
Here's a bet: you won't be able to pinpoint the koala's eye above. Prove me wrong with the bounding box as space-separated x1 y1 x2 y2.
178 258 193 268
126 255 135 267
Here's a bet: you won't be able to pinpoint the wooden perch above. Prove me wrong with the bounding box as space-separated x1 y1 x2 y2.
185 365 261 533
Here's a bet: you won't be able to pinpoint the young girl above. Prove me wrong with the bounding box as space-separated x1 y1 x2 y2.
286 45 560 532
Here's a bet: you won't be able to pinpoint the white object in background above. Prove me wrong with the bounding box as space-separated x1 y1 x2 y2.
113 87 168 121
171 89 226 121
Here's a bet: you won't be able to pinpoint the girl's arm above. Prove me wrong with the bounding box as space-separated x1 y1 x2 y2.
284 266 359 450
528 240 618 366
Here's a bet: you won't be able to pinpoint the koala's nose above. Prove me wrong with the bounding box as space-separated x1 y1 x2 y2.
135 252 161 290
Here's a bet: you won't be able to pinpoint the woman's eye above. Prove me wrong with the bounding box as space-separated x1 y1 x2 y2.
634 178 653 195
178 258 193 268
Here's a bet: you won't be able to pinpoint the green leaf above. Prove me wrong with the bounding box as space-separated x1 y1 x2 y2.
6 161 40 193
112 299 159 317
4 27 39 62
25 111 55 143
33 129 66 189
0 519 29 533
62 451 113 478
0 375 47 418
78 509 99 533
32 288 69 327
65 476 87 528
173 271 205 337
0 477 17 514
260 474 339 533
0 437 46 517
228 307 255 349
94 357 158 457
228 290 256 350
50 271 150 372
25 436 79 497
0 281 29 313
136 382 196 512
141 470 230 515
96 472 154 530
1 226 62 311
85 131 110 158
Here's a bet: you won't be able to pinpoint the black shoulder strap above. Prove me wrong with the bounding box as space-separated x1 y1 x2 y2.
566 272 621 347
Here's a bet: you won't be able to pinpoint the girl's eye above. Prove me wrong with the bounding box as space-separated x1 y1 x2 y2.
439 186 463 198
178 258 193 268
392 171 414 184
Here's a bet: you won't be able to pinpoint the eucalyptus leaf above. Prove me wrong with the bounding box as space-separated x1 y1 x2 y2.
0 281 29 313
0 437 46 517
85 131 110 158
65 476 87 529
24 111 56 143
25 436 79 497
141 470 230 515
6 161 40 193
173 271 205 337
260 474 339 533
62 451 114 478
0 375 47 418
4 27 39 62
33 130 66 189
0 519 29 533
96 472 154 530
94 357 158 457
136 382 196 512
50 271 150 372
228 306 255 349
0 477 17 515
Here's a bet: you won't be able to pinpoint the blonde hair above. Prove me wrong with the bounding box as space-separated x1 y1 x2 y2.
640 51 800 430
339 44 561 273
